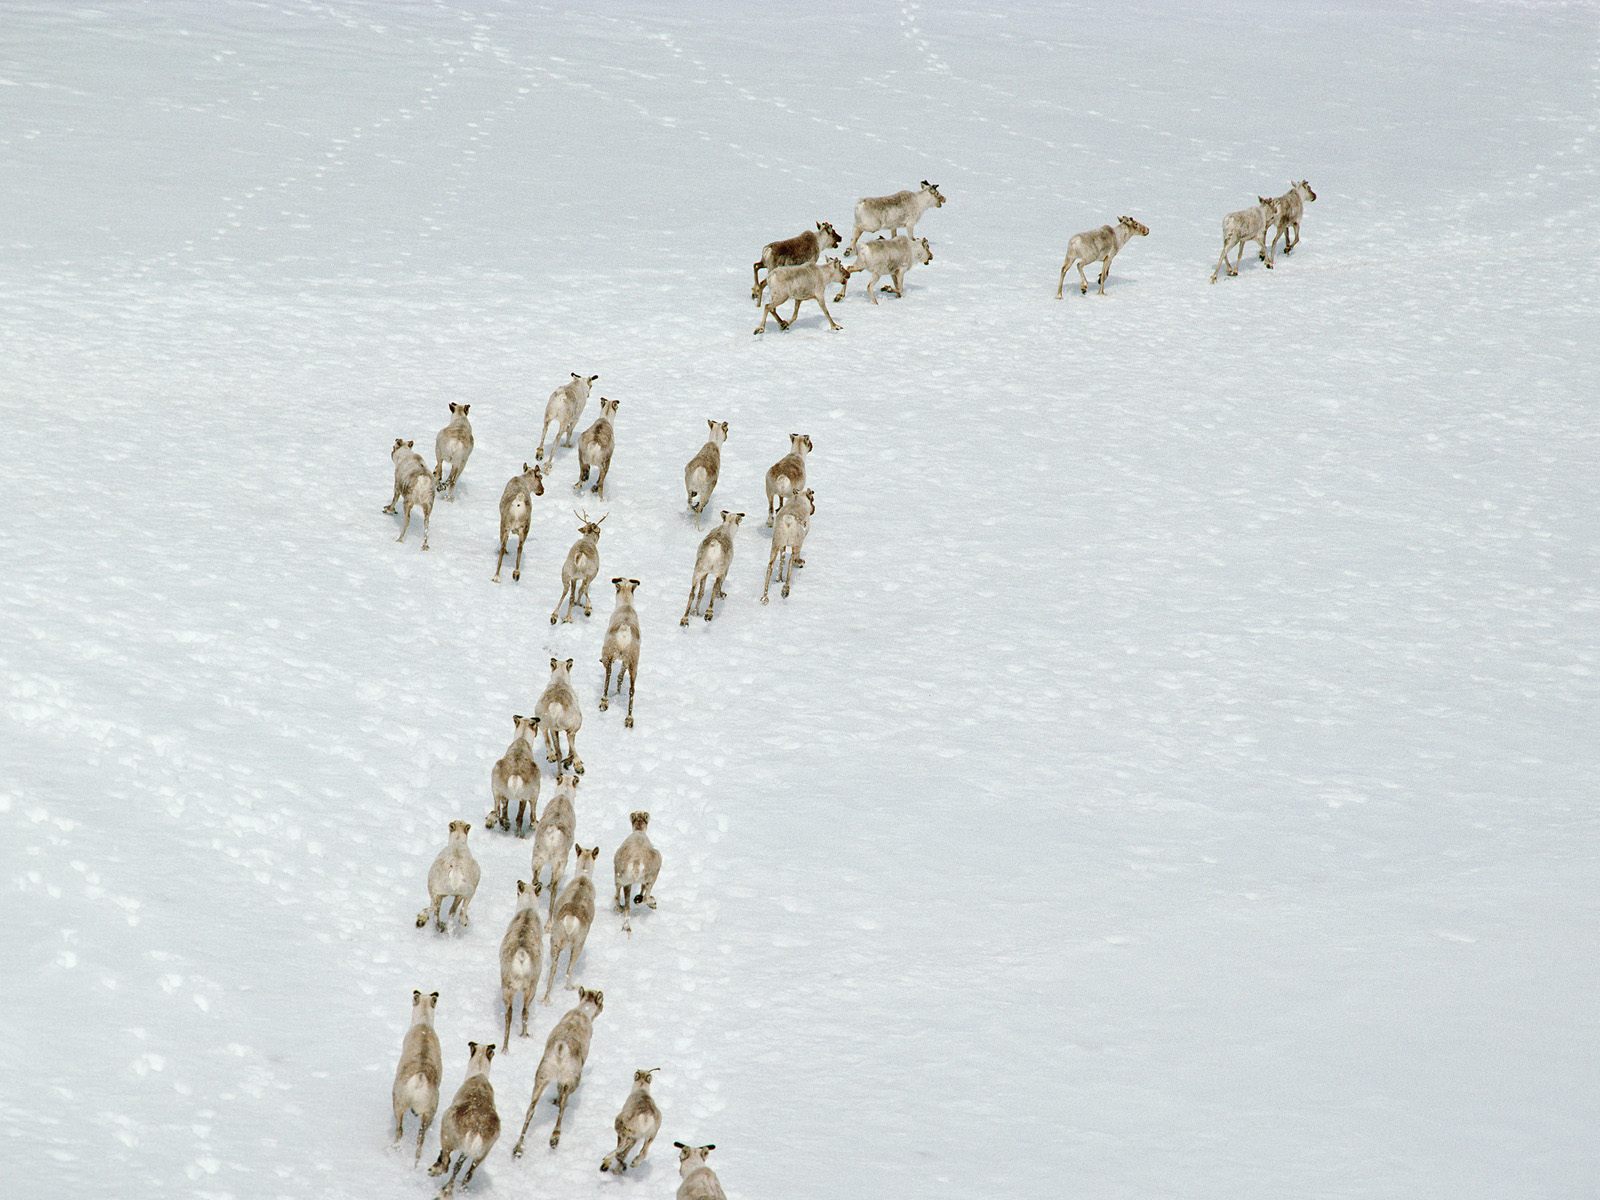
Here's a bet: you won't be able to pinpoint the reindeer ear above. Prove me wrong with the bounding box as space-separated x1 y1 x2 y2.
550 657 558 670
413 988 421 1000
448 402 457 413
674 1143 687 1151
704 1144 716 1153
429 991 438 1001
486 1044 496 1060
565 658 574 670
467 1041 478 1054
571 372 580 379
461 404 469 415
630 578 640 588
406 440 414 448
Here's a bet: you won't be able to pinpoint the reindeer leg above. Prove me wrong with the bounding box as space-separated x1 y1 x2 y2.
383 480 401 514
503 989 513 1052
1098 256 1111 295
762 544 778 604
396 501 412 544
631 1132 656 1168
550 1084 571 1148
1056 257 1073 299
512 532 526 582
1077 260 1091 295
624 663 635 728
600 660 612 711
494 536 508 582
513 1074 548 1157
420 503 430 551
816 294 842 331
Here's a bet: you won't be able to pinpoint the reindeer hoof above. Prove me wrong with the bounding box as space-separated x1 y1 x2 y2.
512 1142 525 1159
550 615 558 625
782 585 791 598
599 697 609 711
680 616 690 626
624 716 633 729
382 505 396 514
761 595 770 606
512 570 520 581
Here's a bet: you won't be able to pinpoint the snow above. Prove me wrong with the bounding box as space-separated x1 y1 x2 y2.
3 0 1598 1197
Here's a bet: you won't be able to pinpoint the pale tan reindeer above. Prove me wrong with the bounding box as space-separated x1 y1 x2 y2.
415 820 480 934
1211 199 1277 283
1267 179 1317 259
487 714 541 835
536 372 599 463
762 488 814 604
683 419 729 523
848 179 946 253
599 1068 662 1173
574 397 620 499
535 657 584 773
1055 215 1149 299
391 988 442 1166
384 438 435 550
613 811 661 934
427 1041 499 1196
531 772 578 916
599 578 641 729
753 259 850 334
492 462 544 583
765 433 812 526
680 511 744 626
543 844 599 1002
499 880 542 1051
839 235 933 302
673 1143 726 1200
550 511 606 625
752 221 842 297
432 403 474 500
512 986 604 1155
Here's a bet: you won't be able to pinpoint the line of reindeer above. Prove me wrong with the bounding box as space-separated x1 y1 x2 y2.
385 376 815 1200
379 174 1318 1200
735 176 1318 333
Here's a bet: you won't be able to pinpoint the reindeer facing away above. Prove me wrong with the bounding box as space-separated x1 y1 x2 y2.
599 577 641 728
680 511 744 626
551 511 606 624
427 1041 499 1196
492 462 544 583
600 1068 662 1173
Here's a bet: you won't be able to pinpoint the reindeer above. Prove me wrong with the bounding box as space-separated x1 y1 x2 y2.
1211 199 1277 283
684 419 728 523
753 259 850 334
1055 215 1150 299
764 433 812 526
762 488 814 604
614 811 661 934
535 657 584 773
536 372 599 463
427 1041 499 1196
544 845 599 1003
680 511 744 626
599 578 641 729
512 986 604 1156
574 397 620 499
391 989 442 1166
1267 179 1317 259
383 438 435 550
531 772 578 916
599 1069 662 1173
848 179 946 253
550 511 605 625
487 714 541 835
673 1143 726 1200
432 403 474 500
499 880 542 1051
492 463 544 583
752 221 842 297
415 821 480 934
839 236 933 302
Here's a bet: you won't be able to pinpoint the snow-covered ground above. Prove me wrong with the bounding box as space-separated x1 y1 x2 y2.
3 1 1598 1197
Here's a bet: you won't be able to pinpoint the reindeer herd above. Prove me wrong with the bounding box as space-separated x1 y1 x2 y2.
382 173 1318 1200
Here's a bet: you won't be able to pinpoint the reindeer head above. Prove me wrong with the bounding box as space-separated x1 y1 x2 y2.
1296 179 1317 202
573 844 600 876
447 819 472 843
578 986 605 1015
916 237 934 265
575 509 607 538
514 877 537 908
803 487 816 514
675 1144 716 1172
391 438 413 459
720 510 746 528
464 1041 496 1075
611 577 640 601
1118 215 1150 236
410 988 439 1023
600 397 619 419
790 432 813 456
817 220 842 248
548 656 575 682
629 810 650 831
448 402 470 416
633 1067 660 1088
521 462 545 495
920 179 946 206
820 256 850 285
513 712 541 740
707 418 728 445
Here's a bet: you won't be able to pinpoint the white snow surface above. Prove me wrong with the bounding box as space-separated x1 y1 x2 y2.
3 1 1598 1197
